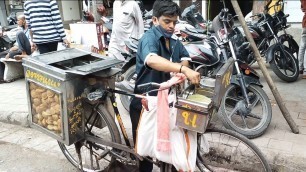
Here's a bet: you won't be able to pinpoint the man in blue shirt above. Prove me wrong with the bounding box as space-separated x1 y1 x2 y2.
130 0 200 171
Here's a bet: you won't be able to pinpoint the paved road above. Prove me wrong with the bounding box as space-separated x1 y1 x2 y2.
0 64 306 171
0 122 76 172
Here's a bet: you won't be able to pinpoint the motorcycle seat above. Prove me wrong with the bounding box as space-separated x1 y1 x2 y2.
185 27 206 34
180 29 207 40
2 24 18 31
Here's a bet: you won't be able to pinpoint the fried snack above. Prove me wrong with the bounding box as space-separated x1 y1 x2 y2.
46 117 53 125
47 90 55 98
41 102 48 111
54 95 59 103
52 114 59 121
41 92 48 100
37 113 43 120
57 119 61 128
36 88 46 93
47 125 54 130
42 118 46 127
54 104 60 112
36 106 43 114
51 102 57 107
50 107 56 115
30 90 39 98
47 97 54 103
30 83 38 90
33 98 41 106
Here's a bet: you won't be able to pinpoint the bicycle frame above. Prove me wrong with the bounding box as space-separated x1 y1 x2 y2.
83 89 145 161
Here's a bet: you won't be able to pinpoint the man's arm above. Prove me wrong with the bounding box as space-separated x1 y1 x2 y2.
146 55 200 84
132 1 144 39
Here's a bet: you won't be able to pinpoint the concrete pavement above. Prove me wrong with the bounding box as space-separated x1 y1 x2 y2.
0 67 306 171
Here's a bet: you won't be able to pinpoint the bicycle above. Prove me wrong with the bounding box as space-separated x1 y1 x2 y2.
57 73 271 172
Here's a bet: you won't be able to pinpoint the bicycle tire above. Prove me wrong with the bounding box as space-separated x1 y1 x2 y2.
58 104 121 171
197 128 271 172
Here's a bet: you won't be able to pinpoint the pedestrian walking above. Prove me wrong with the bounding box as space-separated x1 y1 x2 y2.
108 0 144 60
298 0 306 78
24 0 69 54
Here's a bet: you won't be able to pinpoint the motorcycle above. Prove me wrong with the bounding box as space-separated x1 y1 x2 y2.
116 38 138 111
7 12 17 26
0 22 17 53
181 1 272 138
181 0 206 30
239 0 299 82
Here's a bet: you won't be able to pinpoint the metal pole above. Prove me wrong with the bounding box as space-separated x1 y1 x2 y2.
230 0 299 134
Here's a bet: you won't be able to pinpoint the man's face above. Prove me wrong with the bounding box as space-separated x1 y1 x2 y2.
17 18 25 27
153 15 178 34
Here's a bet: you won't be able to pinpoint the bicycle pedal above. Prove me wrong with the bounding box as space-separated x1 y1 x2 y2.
97 148 110 160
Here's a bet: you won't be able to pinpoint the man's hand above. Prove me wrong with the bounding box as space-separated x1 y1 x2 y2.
181 66 200 85
63 39 70 48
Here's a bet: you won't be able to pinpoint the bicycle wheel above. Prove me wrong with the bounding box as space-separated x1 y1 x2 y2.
197 128 271 172
58 104 121 171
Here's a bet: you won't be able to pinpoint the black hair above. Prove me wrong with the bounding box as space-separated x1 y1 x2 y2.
152 0 181 18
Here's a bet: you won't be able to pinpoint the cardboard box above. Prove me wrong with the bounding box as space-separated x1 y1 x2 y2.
69 23 105 51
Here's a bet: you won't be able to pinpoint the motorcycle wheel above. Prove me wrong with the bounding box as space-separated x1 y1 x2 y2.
269 45 299 82
218 84 272 139
120 65 136 112
279 35 299 59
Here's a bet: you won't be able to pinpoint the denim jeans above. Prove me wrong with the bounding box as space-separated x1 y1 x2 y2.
298 28 306 71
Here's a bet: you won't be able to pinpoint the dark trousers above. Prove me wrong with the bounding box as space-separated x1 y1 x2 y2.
0 50 8 80
16 31 31 55
0 62 4 81
130 98 153 172
36 41 58 54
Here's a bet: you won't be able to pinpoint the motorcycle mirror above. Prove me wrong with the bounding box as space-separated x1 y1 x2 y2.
220 0 226 8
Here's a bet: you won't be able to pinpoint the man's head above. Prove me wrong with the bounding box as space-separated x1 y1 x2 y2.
152 0 181 35
17 15 26 28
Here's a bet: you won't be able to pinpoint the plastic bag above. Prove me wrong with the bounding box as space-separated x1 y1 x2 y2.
136 94 197 171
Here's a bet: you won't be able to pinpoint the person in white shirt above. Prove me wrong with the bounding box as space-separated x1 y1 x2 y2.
4 15 32 59
108 0 144 60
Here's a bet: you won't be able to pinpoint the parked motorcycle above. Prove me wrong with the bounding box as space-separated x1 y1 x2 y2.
116 38 138 111
7 12 17 26
182 1 272 138
239 0 299 82
181 0 206 30
0 22 17 53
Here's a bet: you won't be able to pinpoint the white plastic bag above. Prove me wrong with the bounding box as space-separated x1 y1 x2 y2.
136 94 197 171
